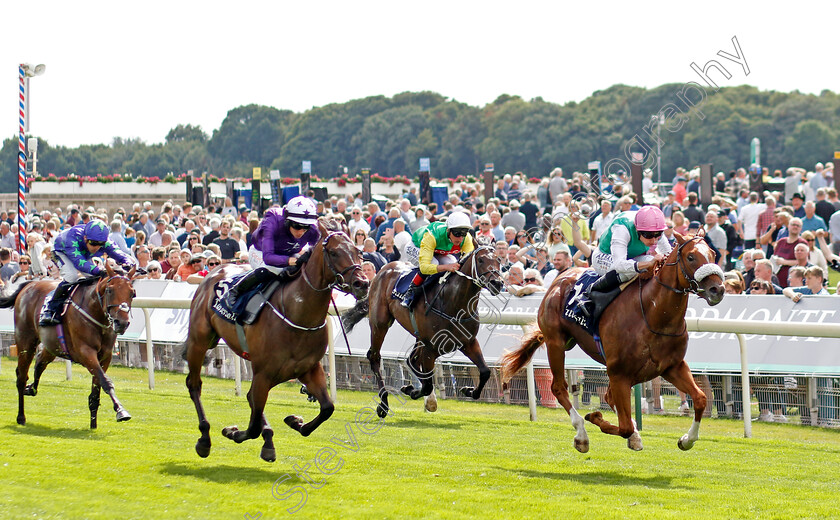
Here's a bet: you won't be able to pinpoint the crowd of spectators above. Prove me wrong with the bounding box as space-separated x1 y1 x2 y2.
2 163 838 301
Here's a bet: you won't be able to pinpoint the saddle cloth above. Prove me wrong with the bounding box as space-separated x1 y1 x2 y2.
211 272 280 325
391 268 443 307
38 279 92 326
562 270 633 337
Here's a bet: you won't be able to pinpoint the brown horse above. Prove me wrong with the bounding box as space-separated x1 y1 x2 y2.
501 234 725 452
342 245 504 418
184 218 368 462
0 262 137 429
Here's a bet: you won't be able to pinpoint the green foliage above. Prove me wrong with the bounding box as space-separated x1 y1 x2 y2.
7 86 840 191
2 359 840 520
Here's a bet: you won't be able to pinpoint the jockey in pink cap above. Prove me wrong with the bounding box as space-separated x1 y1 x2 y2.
580 205 672 319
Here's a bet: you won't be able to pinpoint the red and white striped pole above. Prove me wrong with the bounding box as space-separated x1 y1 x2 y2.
17 64 27 254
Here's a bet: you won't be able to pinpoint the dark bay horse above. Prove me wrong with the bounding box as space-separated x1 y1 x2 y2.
184 218 368 462
501 234 725 452
0 262 137 429
342 245 504 418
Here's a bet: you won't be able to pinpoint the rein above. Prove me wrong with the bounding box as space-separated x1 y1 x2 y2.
73 275 132 331
425 245 500 322
272 229 361 331
654 237 720 296
301 231 362 294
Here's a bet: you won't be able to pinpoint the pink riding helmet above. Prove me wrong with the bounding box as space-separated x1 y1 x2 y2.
634 205 667 232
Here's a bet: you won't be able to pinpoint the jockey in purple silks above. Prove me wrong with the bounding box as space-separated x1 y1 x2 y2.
223 196 320 306
40 219 136 326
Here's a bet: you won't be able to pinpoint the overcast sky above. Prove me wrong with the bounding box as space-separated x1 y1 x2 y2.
4 1 839 149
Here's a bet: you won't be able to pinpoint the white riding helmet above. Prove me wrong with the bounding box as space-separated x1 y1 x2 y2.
284 196 318 226
445 211 471 230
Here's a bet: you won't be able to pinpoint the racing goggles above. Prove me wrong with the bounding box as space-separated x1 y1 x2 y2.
638 230 663 240
449 228 469 238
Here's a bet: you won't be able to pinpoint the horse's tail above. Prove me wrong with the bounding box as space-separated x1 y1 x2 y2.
500 323 545 385
341 298 369 333
0 281 31 309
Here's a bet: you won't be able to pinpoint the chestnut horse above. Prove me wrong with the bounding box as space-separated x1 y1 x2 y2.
501 234 725 452
342 245 504 418
0 262 137 429
184 218 368 462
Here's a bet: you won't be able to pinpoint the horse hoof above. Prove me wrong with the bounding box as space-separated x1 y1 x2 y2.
222 426 239 439
627 432 644 451
574 437 589 453
376 403 389 418
678 435 694 451
260 447 277 463
195 439 212 458
400 385 414 396
23 385 37 397
90 420 98 430
284 415 304 432
459 387 475 398
16 416 25 426
116 410 132 422
424 399 438 413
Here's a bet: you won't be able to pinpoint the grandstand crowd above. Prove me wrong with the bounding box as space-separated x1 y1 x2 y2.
2 162 839 300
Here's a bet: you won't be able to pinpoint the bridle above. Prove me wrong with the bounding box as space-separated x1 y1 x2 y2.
71 274 134 331
641 236 724 337
451 245 502 292
654 236 724 296
301 230 363 294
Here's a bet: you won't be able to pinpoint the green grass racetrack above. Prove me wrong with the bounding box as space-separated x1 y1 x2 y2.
1 358 839 520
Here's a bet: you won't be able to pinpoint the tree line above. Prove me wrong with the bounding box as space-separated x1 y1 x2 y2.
2 84 839 193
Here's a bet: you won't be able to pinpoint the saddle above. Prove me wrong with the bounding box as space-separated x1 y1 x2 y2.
391 268 444 309
38 277 97 327
211 268 297 324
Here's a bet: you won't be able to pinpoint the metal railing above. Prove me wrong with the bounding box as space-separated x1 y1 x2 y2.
123 298 840 439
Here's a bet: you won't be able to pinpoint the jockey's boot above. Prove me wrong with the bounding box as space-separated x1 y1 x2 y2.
400 284 419 308
223 267 275 307
401 273 425 309
39 281 72 327
580 270 622 322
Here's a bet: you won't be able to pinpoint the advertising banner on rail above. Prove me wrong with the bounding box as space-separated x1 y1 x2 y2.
0 281 837 375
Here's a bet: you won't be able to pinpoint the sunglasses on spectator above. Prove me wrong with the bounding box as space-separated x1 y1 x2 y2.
450 229 469 238
638 231 663 239
86 239 106 247
289 222 310 231
148 268 160 272
750 283 762 289
207 261 221 267
524 277 537 283
19 261 30 265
